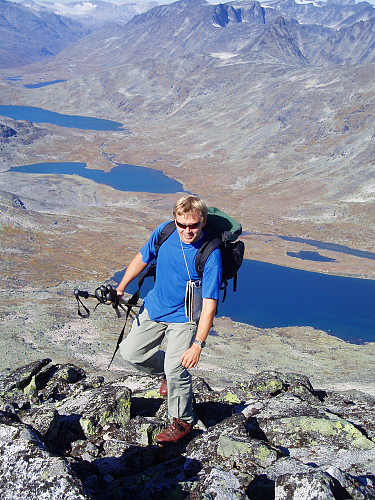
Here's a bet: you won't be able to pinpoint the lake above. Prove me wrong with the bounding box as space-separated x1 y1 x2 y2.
112 259 375 345
0 105 123 131
9 162 185 194
24 80 67 89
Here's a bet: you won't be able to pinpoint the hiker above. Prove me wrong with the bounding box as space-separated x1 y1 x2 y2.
116 195 222 444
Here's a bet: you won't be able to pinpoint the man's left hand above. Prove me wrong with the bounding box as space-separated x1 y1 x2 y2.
181 343 202 369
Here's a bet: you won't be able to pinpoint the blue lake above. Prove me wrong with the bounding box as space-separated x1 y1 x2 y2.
24 80 67 89
9 162 185 194
23 80 67 89
113 259 375 344
0 105 123 131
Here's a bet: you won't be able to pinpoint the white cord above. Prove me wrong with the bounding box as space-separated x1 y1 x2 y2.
179 237 192 281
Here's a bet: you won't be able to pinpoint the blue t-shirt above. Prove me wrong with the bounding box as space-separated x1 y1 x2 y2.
140 221 222 322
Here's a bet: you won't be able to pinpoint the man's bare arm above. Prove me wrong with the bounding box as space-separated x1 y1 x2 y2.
116 252 148 297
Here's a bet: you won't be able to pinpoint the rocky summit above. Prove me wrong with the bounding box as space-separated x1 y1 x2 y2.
1 359 375 499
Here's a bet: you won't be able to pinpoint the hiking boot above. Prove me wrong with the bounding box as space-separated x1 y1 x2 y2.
155 418 193 444
159 376 168 397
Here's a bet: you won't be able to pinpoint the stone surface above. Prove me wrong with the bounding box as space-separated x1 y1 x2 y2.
3 360 374 498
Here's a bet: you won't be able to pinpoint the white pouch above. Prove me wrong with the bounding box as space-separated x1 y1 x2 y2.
185 279 202 322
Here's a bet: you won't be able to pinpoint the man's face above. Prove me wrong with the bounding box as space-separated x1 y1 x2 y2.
175 211 206 244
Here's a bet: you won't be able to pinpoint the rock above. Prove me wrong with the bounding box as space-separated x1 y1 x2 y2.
275 470 338 499
18 404 60 449
252 392 375 450
0 358 51 393
196 467 248 499
57 381 131 437
217 434 279 469
1 362 375 499
0 411 88 500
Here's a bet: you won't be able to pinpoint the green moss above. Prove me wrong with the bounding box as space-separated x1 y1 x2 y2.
81 418 96 436
23 375 38 397
252 378 283 394
253 445 272 463
144 389 162 399
222 392 241 404
279 416 374 449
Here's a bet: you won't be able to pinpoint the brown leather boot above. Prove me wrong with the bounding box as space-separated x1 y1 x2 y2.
159 376 168 397
155 418 193 444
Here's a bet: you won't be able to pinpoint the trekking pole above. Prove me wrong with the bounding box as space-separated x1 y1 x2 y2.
74 284 141 369
73 284 140 318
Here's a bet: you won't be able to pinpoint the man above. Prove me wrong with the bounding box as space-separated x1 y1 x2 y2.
116 195 222 444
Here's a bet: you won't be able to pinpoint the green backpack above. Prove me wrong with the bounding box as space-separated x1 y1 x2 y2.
131 207 245 304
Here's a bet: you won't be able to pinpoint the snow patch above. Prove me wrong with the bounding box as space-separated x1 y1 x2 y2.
343 183 375 203
210 52 237 60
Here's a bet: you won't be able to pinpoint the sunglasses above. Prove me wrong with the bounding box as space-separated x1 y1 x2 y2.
175 220 202 230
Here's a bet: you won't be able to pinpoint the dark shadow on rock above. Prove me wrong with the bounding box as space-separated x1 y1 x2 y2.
314 389 328 401
246 416 269 441
246 474 275 500
194 401 234 427
130 396 165 418
57 413 87 452
72 443 202 499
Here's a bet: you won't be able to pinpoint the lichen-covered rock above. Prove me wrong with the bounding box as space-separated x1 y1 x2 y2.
323 389 375 442
18 404 60 449
275 470 338 499
253 392 374 450
217 434 279 469
263 414 374 450
57 381 131 437
2 362 375 499
0 358 51 394
195 467 248 499
0 411 88 500
218 371 321 406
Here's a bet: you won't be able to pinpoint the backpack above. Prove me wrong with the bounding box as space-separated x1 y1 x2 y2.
130 207 245 307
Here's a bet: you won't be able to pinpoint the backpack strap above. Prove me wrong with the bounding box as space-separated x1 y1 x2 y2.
128 221 176 304
194 231 222 278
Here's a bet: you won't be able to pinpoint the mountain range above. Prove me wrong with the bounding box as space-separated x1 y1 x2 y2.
0 0 91 68
20 0 157 28
0 0 374 279
1 0 375 69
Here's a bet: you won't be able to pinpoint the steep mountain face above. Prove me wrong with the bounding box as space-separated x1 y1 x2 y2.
25 0 374 75
20 0 156 29
0 0 90 68
260 0 375 28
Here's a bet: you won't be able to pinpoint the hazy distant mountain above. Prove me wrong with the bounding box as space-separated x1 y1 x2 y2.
20 0 157 29
260 0 375 28
0 0 90 68
38 0 375 72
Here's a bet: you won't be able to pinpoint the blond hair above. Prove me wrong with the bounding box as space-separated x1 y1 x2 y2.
173 195 208 220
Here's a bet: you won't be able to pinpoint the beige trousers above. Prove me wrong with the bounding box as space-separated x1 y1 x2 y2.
119 306 197 422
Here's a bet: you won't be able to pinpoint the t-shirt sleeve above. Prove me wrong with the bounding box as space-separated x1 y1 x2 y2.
202 247 222 300
140 221 171 264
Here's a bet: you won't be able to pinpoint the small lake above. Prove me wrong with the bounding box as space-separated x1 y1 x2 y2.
24 80 67 89
9 162 185 194
0 105 123 131
113 259 375 344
